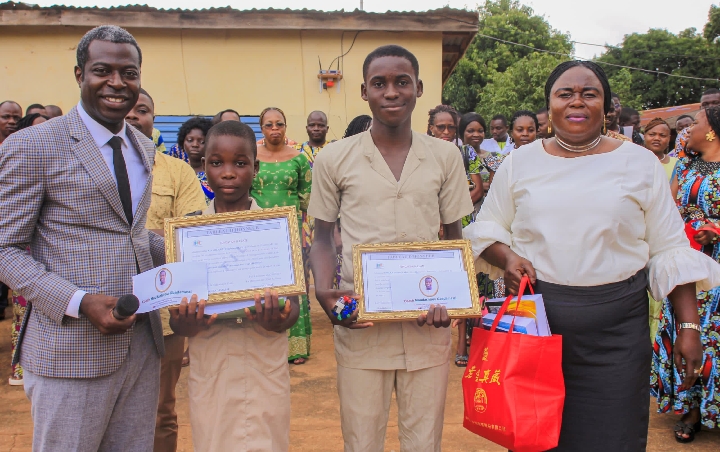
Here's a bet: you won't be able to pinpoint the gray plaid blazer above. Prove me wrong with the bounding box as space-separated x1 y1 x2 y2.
0 107 165 378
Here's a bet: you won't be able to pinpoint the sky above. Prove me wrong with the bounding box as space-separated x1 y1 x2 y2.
33 0 715 60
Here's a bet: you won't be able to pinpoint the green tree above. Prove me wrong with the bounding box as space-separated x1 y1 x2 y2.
443 0 573 113
476 53 567 119
607 68 643 110
596 8 720 109
704 5 720 42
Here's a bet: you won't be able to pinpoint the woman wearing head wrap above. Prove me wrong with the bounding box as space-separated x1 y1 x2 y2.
652 106 720 442
463 60 718 450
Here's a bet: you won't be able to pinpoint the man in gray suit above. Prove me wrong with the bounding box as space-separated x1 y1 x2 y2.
0 26 165 451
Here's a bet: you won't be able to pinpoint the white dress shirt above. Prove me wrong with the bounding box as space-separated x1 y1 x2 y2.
463 140 720 300
482 136 514 155
67 102 150 318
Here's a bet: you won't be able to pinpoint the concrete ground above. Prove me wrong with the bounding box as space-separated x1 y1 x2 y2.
0 295 718 451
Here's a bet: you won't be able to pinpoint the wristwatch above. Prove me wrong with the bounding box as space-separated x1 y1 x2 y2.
680 323 702 333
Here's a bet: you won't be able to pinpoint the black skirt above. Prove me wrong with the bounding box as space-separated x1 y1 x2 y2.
537 271 650 452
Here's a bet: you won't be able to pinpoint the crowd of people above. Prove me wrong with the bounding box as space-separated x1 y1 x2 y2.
0 23 720 452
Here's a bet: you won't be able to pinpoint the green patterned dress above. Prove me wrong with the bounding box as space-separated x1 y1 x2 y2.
251 154 313 361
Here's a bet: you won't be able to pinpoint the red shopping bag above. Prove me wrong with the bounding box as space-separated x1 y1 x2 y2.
462 276 565 452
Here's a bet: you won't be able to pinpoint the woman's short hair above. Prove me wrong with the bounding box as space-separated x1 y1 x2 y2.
510 110 539 130
544 61 612 115
643 118 669 134
177 116 212 150
705 106 720 137
343 115 372 138
458 112 486 139
427 104 459 135
16 113 48 131
212 109 240 125
259 107 287 125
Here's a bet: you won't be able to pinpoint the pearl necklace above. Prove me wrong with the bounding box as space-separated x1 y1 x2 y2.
555 135 602 153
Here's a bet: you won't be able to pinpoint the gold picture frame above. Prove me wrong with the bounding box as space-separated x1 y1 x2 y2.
164 206 306 304
352 240 481 322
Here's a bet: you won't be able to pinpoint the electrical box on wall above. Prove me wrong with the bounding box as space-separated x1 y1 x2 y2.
318 70 343 93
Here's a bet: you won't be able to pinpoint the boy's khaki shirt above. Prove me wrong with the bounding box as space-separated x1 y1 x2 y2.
309 130 473 371
145 152 208 336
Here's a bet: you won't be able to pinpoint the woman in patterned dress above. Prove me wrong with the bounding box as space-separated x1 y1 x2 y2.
251 107 313 364
433 110 484 366
8 290 26 385
165 117 214 202
7 115 48 385
652 106 720 442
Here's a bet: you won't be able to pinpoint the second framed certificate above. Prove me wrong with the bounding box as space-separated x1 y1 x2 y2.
352 240 481 322
164 206 306 304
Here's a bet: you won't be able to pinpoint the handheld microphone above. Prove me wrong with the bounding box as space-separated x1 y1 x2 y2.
112 294 140 320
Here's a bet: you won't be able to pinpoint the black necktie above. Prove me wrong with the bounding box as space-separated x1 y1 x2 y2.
108 136 134 225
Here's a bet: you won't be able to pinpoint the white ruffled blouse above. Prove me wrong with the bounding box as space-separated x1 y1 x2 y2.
463 140 720 300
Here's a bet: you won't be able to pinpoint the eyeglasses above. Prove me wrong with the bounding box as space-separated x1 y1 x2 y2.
263 122 286 129
434 124 457 132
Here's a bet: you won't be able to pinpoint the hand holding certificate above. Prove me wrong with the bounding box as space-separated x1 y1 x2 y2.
168 294 218 337
132 262 209 313
353 240 481 322
164 206 306 305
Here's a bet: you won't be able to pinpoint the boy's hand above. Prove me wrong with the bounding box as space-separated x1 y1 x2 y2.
315 287 373 329
169 294 217 337
245 289 294 333
417 304 451 328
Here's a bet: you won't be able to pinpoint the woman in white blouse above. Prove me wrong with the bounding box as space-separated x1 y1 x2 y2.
464 61 719 451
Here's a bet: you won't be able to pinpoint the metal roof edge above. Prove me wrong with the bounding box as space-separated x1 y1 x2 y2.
0 2 479 32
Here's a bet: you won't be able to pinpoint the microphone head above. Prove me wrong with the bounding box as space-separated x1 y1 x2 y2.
116 294 140 318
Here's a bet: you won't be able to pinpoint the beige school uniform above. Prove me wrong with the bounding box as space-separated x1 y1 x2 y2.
309 130 473 451
145 151 207 452
187 198 290 452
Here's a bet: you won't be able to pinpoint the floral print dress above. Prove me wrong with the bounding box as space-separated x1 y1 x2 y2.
10 290 27 381
651 157 720 430
251 154 313 361
460 145 481 228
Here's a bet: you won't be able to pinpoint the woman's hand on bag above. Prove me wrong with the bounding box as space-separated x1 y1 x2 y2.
695 225 718 246
504 253 537 295
674 328 703 391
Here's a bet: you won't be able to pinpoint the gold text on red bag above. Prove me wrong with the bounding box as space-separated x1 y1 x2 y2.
464 366 502 385
465 419 507 432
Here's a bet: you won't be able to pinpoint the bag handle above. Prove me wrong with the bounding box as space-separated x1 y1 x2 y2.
489 275 534 333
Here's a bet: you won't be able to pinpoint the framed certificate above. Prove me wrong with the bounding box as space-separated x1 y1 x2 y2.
352 240 481 322
164 206 306 304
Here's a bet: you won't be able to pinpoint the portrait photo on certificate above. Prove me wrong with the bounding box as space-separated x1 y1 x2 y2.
164 206 306 305
353 240 481 322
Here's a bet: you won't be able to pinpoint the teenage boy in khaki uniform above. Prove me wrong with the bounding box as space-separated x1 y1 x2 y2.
309 45 473 451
